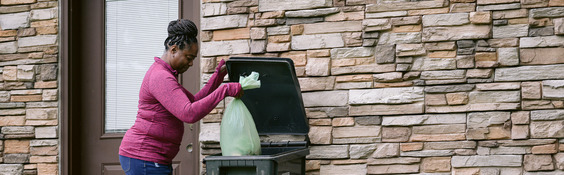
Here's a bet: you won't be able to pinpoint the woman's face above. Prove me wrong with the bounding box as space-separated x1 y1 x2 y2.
169 43 198 74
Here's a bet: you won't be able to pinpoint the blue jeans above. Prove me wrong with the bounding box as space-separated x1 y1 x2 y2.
119 155 172 175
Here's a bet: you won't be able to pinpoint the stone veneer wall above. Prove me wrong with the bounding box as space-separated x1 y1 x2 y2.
0 0 59 174
198 0 564 174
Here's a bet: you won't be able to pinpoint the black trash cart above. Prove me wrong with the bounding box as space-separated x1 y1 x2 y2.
204 57 310 175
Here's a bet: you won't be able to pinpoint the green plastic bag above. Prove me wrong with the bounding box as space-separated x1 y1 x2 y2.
220 71 261 156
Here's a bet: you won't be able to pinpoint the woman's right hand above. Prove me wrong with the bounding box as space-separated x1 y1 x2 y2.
225 83 243 98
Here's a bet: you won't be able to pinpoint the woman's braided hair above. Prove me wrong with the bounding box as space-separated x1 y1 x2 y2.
164 19 198 50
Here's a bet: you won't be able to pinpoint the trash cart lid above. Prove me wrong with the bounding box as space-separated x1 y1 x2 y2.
226 57 309 136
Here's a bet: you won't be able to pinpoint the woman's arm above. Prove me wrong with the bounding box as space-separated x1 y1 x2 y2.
194 59 227 100
150 72 241 123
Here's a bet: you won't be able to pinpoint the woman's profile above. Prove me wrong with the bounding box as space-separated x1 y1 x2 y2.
118 19 242 174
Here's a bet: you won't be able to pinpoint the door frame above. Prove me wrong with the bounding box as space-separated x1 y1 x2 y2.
60 0 201 174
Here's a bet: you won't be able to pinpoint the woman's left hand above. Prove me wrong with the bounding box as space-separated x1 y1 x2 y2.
216 59 227 74
220 64 226 74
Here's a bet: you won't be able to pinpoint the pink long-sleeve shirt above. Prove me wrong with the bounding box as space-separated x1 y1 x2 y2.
119 57 239 164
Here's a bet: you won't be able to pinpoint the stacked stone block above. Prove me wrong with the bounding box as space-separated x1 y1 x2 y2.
199 0 564 174
0 0 59 174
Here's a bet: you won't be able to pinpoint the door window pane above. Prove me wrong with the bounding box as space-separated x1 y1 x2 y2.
105 0 178 133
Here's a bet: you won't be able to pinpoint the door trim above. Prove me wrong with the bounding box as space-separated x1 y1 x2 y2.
59 0 69 173
179 1 201 174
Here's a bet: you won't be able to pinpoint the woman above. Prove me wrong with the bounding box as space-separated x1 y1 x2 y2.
119 19 242 174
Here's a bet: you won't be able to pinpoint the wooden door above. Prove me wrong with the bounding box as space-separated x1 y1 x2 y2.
62 0 200 174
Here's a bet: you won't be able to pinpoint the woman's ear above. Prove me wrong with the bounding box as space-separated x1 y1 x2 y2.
170 45 178 54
